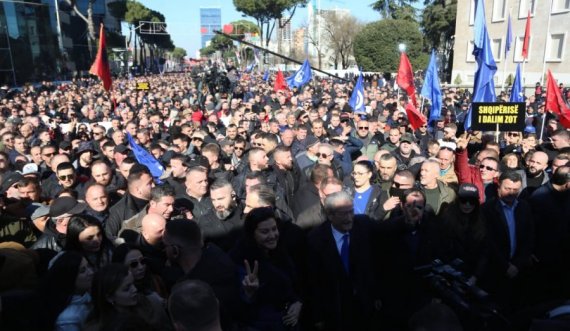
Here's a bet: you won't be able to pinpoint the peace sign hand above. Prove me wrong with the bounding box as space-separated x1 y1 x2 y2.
242 259 259 298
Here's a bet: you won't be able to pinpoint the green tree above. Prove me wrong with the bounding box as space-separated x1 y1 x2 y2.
371 0 418 21
200 34 235 57
170 47 187 61
421 0 456 82
353 19 428 72
233 0 308 47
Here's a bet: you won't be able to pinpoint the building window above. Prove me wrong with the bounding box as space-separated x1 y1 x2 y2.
492 38 503 62
513 36 531 62
492 0 507 22
547 33 566 61
552 0 570 13
519 0 537 18
466 40 475 62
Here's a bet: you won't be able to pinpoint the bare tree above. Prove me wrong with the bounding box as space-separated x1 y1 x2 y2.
321 12 362 69
63 0 96 56
301 21 325 70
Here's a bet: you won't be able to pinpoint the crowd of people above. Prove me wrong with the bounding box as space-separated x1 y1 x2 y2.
0 63 570 331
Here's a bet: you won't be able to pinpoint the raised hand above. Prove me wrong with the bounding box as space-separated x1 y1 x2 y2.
383 196 400 211
242 259 259 298
456 133 471 151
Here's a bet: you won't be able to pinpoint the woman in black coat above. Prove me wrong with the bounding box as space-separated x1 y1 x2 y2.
230 207 302 331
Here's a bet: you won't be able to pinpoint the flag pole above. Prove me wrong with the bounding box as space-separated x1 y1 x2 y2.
502 8 512 91
540 0 554 86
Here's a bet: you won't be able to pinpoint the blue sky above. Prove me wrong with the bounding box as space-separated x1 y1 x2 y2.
136 0 382 57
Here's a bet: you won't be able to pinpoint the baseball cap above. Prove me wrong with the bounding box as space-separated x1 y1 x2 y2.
304 135 320 149
114 144 129 154
1 172 23 192
29 203 50 220
458 183 479 200
49 197 86 218
19 163 39 177
400 134 414 144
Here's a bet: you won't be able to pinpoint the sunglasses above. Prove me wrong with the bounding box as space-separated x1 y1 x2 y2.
58 174 75 181
43 152 56 157
479 165 497 171
358 126 369 130
507 132 520 137
392 181 406 188
234 146 245 151
129 258 146 269
192 137 203 142
316 153 330 158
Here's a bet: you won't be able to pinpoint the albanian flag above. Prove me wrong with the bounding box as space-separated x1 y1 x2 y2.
89 24 112 92
274 69 287 92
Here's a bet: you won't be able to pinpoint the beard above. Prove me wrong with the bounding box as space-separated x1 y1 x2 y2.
215 201 236 220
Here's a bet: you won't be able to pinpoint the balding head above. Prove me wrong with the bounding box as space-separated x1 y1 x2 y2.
141 213 166 246
51 154 70 172
91 161 112 186
85 184 108 212
528 151 549 175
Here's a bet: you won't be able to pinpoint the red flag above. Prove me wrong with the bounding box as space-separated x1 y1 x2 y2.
404 103 426 130
89 24 112 92
546 70 570 129
522 10 531 60
274 69 287 92
396 52 418 106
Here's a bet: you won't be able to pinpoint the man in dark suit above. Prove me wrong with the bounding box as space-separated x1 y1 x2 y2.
481 171 534 310
307 191 381 331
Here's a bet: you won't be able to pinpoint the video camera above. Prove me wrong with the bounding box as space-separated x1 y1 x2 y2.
415 259 509 330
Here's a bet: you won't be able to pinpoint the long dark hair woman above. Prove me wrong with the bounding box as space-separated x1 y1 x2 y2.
64 214 113 270
111 244 168 305
37 250 94 331
440 183 488 281
229 207 302 330
84 263 172 331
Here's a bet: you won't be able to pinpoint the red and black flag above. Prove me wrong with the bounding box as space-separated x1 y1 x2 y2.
89 23 112 92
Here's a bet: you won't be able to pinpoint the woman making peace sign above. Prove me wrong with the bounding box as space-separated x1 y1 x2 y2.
230 207 303 330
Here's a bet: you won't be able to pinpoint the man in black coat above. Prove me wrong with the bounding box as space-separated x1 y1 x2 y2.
307 191 381 331
481 171 534 309
528 166 570 302
162 219 241 330
196 179 244 251
105 164 153 241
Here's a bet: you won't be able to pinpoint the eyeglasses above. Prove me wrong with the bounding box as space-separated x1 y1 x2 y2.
234 146 245 151
128 258 146 269
316 153 330 158
479 165 497 171
58 174 75 181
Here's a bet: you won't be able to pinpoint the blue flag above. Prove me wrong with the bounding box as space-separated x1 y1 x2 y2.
420 50 442 123
262 69 269 82
505 14 513 57
287 59 312 89
349 71 365 113
126 133 164 184
510 63 523 102
465 0 497 130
